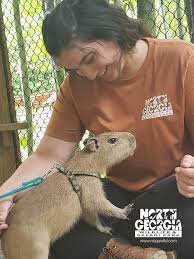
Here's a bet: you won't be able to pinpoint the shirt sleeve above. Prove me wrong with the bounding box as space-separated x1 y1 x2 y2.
44 76 85 142
184 55 194 144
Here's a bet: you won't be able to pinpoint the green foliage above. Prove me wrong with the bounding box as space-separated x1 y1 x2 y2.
20 135 28 149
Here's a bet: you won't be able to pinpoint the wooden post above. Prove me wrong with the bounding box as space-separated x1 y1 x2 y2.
0 52 17 184
0 3 22 184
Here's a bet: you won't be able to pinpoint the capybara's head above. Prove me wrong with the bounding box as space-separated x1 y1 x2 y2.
83 132 136 170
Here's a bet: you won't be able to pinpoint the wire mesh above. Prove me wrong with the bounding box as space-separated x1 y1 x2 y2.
1 0 193 161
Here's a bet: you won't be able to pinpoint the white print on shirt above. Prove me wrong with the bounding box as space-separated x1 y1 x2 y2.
141 94 173 120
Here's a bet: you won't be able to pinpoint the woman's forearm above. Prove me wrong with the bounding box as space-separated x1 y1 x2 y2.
0 153 60 199
0 136 77 200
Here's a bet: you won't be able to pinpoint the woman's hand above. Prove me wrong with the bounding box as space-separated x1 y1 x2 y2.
175 155 194 198
0 197 14 235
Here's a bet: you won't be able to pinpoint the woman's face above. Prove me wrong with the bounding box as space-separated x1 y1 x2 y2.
55 40 125 82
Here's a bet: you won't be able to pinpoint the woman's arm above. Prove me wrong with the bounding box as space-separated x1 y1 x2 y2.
0 136 77 232
0 135 77 197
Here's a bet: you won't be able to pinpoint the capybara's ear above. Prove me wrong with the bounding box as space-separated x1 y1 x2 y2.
83 138 89 146
85 138 99 152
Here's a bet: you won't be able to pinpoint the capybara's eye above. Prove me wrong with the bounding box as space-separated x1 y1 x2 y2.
108 138 118 144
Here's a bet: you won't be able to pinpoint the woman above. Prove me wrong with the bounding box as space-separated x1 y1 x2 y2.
1 0 194 258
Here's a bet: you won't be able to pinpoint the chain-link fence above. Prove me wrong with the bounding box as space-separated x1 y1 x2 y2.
1 0 194 161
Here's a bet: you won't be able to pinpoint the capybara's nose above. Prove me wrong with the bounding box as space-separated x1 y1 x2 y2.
128 134 136 149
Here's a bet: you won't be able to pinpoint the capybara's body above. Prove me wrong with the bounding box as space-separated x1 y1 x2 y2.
1 132 136 259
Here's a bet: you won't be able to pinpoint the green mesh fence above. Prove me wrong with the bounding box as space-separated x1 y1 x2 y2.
1 0 194 161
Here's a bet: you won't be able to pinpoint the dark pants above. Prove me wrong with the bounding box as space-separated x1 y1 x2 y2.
50 175 194 259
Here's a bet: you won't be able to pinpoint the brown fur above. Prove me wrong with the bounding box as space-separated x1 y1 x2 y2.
1 132 136 259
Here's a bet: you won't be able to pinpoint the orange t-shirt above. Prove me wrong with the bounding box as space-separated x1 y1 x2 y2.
45 38 194 191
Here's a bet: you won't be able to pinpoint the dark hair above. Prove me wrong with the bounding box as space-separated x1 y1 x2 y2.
42 0 151 57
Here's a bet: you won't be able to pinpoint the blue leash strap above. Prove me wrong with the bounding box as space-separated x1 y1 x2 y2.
0 162 62 199
0 177 44 199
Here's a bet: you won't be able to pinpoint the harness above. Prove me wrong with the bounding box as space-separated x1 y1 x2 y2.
0 162 100 201
54 163 100 200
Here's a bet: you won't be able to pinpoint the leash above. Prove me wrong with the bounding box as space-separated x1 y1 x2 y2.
0 164 55 199
0 163 100 200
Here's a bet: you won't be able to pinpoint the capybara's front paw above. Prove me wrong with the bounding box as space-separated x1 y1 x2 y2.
115 210 129 220
123 202 134 216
